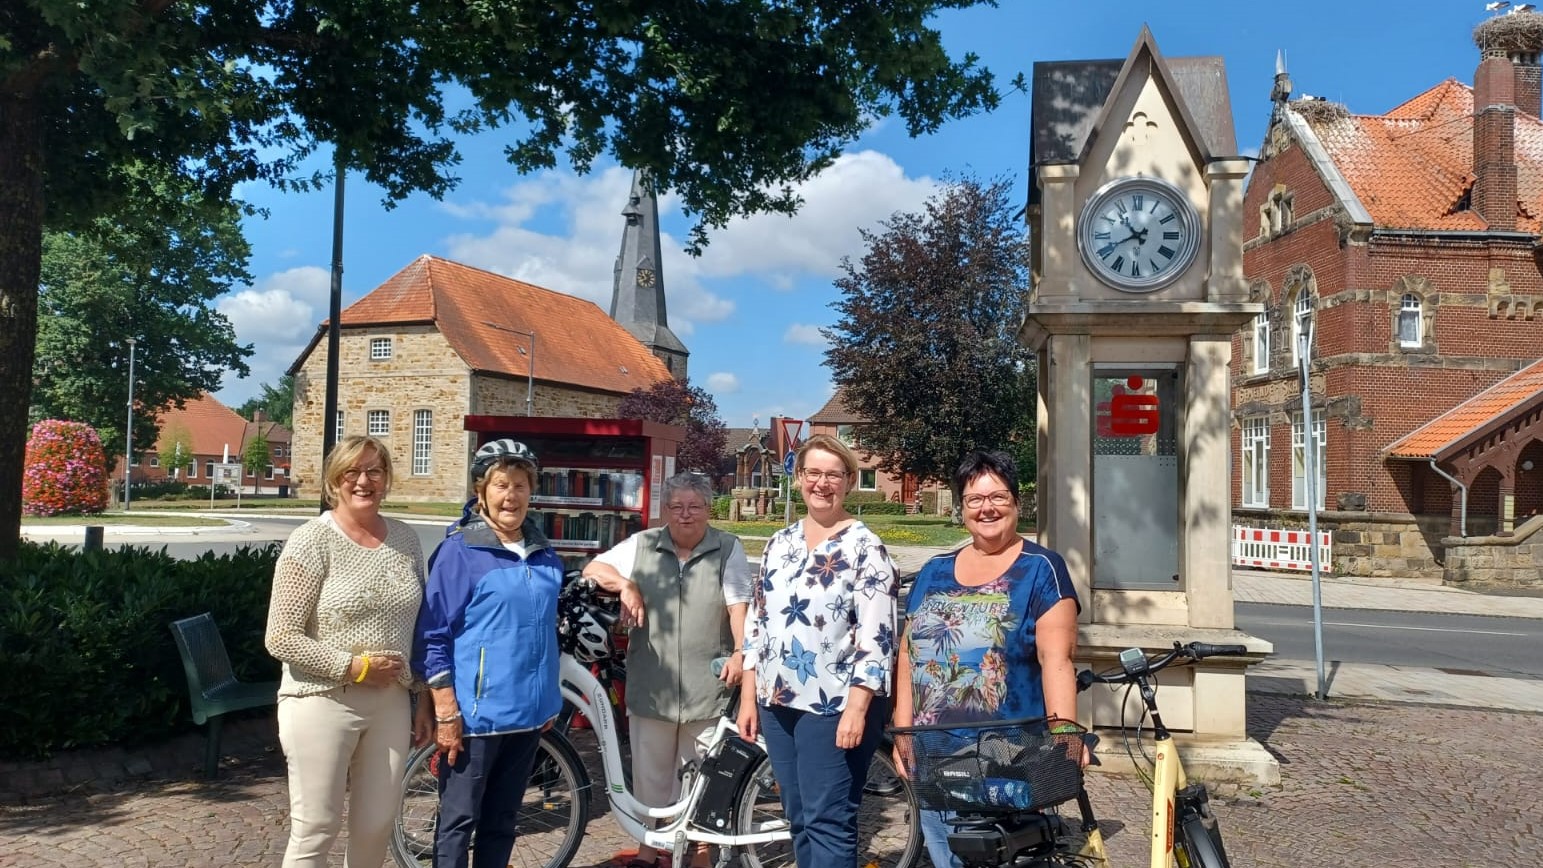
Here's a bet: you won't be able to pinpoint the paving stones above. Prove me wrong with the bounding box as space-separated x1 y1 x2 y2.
4 694 1540 867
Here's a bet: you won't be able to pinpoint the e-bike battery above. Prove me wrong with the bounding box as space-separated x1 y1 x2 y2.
688 737 766 831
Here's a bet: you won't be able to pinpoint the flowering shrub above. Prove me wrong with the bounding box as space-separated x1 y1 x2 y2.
23 420 108 516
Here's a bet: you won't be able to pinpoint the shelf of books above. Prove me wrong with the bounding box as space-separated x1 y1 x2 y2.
464 415 686 564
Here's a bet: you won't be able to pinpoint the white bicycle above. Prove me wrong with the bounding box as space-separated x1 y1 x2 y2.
391 576 923 868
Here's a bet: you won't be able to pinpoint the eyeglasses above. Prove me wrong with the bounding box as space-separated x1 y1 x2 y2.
800 468 848 484
342 467 386 482
667 503 706 515
962 490 1015 510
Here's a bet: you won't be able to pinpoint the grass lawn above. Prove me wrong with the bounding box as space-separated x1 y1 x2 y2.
23 513 228 527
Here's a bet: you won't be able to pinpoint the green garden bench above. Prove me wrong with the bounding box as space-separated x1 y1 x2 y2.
169 612 279 777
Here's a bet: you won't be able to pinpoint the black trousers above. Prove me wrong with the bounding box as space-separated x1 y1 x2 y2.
433 731 543 868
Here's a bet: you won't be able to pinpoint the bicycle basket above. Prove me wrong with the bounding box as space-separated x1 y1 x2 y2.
893 717 1084 814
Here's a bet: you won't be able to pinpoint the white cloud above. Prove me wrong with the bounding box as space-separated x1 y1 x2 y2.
214 266 331 403
783 324 828 346
705 372 741 395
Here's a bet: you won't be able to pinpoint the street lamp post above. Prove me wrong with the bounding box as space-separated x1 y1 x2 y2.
508 329 537 416
1297 312 1326 700
124 338 137 512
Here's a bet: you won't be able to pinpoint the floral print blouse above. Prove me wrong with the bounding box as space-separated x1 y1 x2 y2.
743 519 898 715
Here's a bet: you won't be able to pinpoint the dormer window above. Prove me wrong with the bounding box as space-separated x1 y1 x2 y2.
370 337 393 360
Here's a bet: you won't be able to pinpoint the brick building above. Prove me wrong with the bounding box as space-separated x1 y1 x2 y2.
287 255 673 502
1233 17 1543 579
807 388 945 509
117 393 291 495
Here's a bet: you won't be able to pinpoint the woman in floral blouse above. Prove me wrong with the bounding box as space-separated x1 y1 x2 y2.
737 433 898 868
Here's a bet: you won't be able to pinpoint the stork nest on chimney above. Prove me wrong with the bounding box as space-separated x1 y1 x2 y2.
1290 98 1351 124
1474 13 1543 56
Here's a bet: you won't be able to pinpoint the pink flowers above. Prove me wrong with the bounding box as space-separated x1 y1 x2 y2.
23 420 108 516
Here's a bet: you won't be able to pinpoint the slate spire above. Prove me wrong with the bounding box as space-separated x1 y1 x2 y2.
610 169 688 379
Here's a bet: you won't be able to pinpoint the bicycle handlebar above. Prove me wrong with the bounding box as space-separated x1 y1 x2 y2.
1076 641 1249 692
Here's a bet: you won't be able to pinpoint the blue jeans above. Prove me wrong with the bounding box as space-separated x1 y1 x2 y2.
434 731 543 868
920 809 963 868
758 699 890 867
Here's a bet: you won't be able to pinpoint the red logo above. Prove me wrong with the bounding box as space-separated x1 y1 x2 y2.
1096 376 1160 437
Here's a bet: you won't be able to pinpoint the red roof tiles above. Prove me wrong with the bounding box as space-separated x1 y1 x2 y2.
154 393 250 459
319 256 672 395
1385 359 1543 459
1303 80 1543 233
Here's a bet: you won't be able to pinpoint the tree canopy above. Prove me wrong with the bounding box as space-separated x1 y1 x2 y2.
823 176 1035 491
618 378 729 476
29 174 253 467
235 375 295 428
0 0 1001 558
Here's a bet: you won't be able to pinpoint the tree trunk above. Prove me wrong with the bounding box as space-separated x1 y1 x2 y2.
0 93 45 561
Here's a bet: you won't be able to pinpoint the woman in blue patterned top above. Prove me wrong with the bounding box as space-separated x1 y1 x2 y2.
891 450 1080 868
737 433 899 867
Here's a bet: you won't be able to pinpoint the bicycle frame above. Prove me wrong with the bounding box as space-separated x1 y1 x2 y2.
556 653 789 860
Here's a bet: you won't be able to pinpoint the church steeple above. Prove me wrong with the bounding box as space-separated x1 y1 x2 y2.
611 169 689 379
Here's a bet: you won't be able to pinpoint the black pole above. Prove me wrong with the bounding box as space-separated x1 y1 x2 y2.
321 151 345 513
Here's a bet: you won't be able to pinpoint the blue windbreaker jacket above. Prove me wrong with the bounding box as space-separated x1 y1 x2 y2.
412 509 564 735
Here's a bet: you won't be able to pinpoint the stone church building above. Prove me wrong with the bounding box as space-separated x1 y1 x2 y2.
1233 14 1543 582
288 171 684 501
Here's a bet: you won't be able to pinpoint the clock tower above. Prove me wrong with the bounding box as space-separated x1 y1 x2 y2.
1022 28 1275 783
611 169 689 379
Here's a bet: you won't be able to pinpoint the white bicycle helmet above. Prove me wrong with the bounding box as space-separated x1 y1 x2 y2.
472 438 538 481
570 609 613 664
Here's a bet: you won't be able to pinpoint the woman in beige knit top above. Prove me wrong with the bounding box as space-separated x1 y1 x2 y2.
265 435 430 868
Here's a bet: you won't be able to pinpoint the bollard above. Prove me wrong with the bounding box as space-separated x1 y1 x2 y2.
84 525 104 552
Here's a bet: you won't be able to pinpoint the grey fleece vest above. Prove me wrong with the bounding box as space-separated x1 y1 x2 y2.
625 526 736 723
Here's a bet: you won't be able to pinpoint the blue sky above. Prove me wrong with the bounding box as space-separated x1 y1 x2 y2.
214 1 1494 429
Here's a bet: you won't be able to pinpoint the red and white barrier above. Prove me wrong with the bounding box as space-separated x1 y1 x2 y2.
1231 525 1332 572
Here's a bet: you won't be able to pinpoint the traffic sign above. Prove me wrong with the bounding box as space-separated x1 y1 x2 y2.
783 451 796 476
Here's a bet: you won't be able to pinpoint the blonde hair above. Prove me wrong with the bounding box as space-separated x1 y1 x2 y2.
796 433 859 481
322 435 394 507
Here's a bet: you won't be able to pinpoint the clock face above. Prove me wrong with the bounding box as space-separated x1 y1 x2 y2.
1077 178 1200 292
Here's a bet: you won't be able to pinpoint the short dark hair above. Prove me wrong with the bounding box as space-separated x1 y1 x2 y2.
953 450 1019 502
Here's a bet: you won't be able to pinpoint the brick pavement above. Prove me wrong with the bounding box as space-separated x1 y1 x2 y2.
4 693 1540 867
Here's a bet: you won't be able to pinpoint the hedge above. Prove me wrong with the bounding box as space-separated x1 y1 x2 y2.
0 541 280 758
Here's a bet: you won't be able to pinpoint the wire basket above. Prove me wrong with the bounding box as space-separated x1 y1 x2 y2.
892 717 1085 814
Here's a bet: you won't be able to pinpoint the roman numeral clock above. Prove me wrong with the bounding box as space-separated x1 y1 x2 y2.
1077 177 1200 292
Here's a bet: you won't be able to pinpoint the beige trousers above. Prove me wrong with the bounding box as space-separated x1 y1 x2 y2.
277 685 410 868
628 714 716 809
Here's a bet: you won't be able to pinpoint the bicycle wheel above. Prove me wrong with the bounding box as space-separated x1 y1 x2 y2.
1174 813 1230 868
735 747 922 868
390 732 591 868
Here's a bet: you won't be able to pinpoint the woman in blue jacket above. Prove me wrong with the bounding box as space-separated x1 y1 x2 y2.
412 439 564 868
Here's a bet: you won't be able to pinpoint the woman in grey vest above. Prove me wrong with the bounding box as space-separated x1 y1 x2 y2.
583 473 753 868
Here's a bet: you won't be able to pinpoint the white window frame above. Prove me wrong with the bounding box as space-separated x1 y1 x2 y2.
1251 314 1270 375
1398 293 1423 348
1241 416 1270 508
1291 411 1327 511
412 409 433 476
205 460 215 478
335 410 345 442
367 410 390 436
144 455 155 468
1291 292 1313 368
185 461 197 479
266 465 276 480
836 424 859 447
857 468 878 491
370 337 393 360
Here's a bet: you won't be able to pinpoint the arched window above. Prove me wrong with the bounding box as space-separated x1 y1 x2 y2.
1398 293 1423 348
1292 290 1315 367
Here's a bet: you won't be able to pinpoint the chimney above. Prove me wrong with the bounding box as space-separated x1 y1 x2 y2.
253 410 267 424
1473 49 1518 230
1516 47 1542 117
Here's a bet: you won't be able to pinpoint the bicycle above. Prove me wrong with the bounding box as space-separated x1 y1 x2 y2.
391 575 923 868
890 641 1248 868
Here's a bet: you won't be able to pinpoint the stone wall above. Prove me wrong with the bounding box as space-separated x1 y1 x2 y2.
472 377 622 419
1442 515 1543 588
1233 509 1449 579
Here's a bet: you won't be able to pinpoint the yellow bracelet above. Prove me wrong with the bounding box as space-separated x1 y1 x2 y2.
354 655 371 684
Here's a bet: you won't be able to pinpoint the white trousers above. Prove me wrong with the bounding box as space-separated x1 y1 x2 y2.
277 685 410 868
628 715 717 809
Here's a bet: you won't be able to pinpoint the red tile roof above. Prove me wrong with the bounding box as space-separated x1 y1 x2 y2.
1384 359 1543 459
311 256 672 395
809 388 868 425
154 393 250 460
1301 79 1543 232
